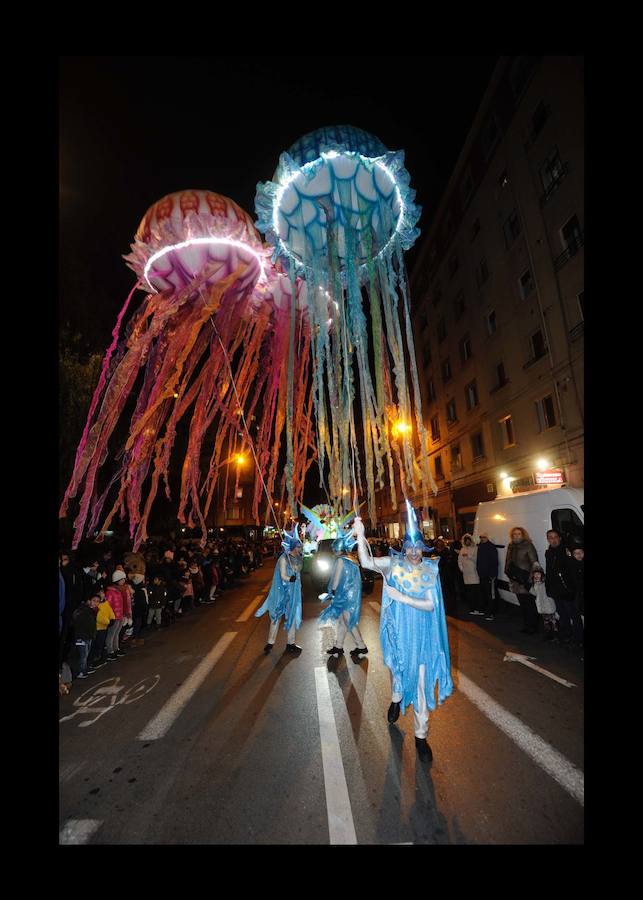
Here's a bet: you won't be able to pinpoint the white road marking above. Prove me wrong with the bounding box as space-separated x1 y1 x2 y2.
236 593 265 622
503 652 576 688
455 670 584 806
314 667 358 845
59 761 87 783
59 819 102 844
138 633 237 740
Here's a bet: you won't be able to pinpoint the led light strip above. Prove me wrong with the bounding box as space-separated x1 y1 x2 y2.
143 237 266 293
272 154 405 274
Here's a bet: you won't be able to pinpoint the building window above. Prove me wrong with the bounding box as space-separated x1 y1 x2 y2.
449 253 459 279
486 309 497 335
530 329 547 361
454 292 466 321
441 358 452 384
561 215 583 253
540 147 566 197
437 317 447 342
470 218 481 241
446 398 457 424
535 394 557 431
231 505 241 520
510 55 535 99
236 487 244 499
503 209 522 247
450 443 462 470
461 169 474 208
476 258 490 288
434 454 444 480
499 415 516 448
495 361 508 388
519 269 535 299
430 415 440 442
471 431 485 460
482 113 500 160
530 101 550 141
465 379 479 410
427 378 437 403
459 334 473 363
578 290 584 320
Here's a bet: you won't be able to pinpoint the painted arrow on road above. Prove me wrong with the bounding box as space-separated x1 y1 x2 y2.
503 652 576 688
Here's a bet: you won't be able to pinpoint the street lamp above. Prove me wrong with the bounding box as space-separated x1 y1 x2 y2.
391 419 411 438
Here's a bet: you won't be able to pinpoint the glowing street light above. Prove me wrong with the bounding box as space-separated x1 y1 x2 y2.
392 419 411 438
236 454 246 465
536 458 549 471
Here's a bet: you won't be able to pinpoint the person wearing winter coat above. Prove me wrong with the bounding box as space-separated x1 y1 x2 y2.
72 595 99 678
90 592 114 666
189 562 205 606
569 544 584 620
105 570 129 659
545 529 582 645
504 527 539 634
129 573 149 645
529 563 557 640
458 534 483 616
146 575 167 627
476 533 499 620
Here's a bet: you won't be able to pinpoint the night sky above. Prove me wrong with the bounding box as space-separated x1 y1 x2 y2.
60 55 499 347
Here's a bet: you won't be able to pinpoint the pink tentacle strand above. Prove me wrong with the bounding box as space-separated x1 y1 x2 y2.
60 279 140 517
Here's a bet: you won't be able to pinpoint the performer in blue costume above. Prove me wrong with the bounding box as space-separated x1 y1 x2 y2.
255 527 303 656
354 500 453 760
318 528 368 662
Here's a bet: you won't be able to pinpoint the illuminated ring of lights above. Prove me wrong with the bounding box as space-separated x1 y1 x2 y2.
143 237 267 293
272 154 404 279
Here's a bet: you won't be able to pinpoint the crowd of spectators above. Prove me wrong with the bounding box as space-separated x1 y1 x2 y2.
59 538 267 684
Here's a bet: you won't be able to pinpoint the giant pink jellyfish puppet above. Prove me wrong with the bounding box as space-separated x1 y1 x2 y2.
60 190 316 549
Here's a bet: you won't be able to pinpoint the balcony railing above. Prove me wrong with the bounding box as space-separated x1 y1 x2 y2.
539 162 570 206
554 232 584 272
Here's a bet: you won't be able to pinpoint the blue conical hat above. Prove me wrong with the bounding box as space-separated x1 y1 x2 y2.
281 527 303 554
402 499 430 551
332 527 357 555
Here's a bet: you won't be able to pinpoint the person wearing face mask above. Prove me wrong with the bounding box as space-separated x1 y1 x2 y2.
255 527 304 655
353 501 453 761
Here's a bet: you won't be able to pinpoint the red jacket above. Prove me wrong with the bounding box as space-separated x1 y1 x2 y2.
106 583 130 620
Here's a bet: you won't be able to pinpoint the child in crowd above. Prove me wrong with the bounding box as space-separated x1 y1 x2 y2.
189 561 205 606
72 594 99 678
91 590 114 666
147 574 167 628
105 570 129 659
530 563 557 641
130 572 149 646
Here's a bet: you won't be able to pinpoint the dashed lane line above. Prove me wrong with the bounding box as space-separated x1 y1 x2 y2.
455 669 584 807
314 667 358 844
59 819 102 844
137 632 237 741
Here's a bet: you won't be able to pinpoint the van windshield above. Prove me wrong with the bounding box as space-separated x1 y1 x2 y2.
551 508 584 546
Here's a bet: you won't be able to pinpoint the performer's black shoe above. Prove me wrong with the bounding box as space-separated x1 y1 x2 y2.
285 643 302 655
415 737 433 762
326 646 344 658
263 643 273 654
387 701 400 724
350 646 368 661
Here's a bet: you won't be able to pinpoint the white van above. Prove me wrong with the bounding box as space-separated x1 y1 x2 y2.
473 487 584 606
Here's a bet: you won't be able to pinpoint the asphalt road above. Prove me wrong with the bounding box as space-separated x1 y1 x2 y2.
59 564 584 845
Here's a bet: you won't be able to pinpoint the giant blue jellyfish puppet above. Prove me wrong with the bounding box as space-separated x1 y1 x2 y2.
255 125 437 526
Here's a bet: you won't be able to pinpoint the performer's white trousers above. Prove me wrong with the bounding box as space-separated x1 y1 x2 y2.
391 664 429 739
268 619 296 645
335 612 366 649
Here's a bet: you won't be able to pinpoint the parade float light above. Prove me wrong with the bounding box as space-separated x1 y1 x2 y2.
316 558 330 572
536 458 550 471
143 237 267 293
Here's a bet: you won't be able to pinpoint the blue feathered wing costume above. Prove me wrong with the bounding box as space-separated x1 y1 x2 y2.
255 528 303 633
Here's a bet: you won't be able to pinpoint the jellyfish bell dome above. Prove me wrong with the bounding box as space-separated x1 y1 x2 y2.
125 190 269 296
255 125 421 282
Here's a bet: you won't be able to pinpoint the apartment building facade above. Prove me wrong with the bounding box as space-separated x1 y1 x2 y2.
407 55 584 539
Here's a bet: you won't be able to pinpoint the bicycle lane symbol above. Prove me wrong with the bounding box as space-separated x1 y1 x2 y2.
59 675 160 728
